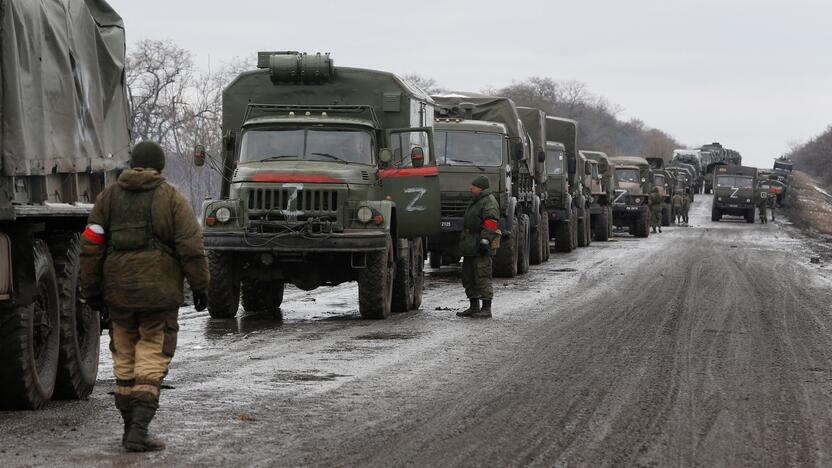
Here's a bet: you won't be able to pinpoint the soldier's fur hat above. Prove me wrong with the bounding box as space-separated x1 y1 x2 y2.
130 141 166 172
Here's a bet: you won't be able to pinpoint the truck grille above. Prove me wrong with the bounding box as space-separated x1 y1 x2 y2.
246 188 339 216
440 198 468 217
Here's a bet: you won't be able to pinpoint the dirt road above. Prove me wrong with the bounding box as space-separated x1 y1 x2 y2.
3 197 832 467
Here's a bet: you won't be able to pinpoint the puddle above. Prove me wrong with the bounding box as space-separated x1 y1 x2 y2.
352 331 418 341
271 371 350 382
549 268 578 273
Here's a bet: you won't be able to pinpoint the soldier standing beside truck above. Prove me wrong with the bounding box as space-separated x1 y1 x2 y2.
457 175 500 318
681 193 690 224
80 142 210 452
649 187 663 233
672 192 683 224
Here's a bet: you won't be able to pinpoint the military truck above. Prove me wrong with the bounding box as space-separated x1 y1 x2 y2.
545 117 592 250
711 165 758 223
0 0 131 409
516 107 551 264
201 52 441 319
701 142 742 193
773 156 793 173
646 158 675 226
672 149 704 193
667 161 697 201
609 156 652 238
426 95 541 278
580 151 614 241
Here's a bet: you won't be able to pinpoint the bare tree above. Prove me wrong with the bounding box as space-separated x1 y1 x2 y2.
402 74 445 94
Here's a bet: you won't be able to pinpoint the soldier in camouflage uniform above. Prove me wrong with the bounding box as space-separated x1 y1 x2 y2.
457 175 500 318
758 196 768 224
681 193 690 224
671 193 683 224
80 141 209 452
649 187 663 233
768 189 777 221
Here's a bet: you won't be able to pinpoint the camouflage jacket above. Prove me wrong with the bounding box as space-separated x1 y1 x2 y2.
80 169 209 311
649 192 663 211
459 189 500 257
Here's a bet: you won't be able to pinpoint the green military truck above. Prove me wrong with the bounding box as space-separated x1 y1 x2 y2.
609 156 652 238
580 151 614 241
647 158 675 226
711 165 758 223
0 0 131 409
667 161 697 202
516 107 551 264
201 52 441 319
545 117 592 251
427 95 542 278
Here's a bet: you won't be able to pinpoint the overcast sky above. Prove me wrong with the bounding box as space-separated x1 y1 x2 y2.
108 0 832 168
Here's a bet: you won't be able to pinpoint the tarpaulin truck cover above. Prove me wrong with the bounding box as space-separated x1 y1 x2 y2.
0 0 130 176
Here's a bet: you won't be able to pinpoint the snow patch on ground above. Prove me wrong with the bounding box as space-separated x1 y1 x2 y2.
813 184 832 198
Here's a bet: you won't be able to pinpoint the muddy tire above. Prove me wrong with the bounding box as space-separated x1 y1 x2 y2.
541 213 550 262
635 210 650 238
593 209 610 242
392 239 416 313
241 280 285 316
711 207 721 222
517 214 530 275
358 235 394 319
529 214 544 266
745 209 756 224
51 235 99 400
429 251 441 269
0 240 61 409
207 250 240 319
661 204 671 226
493 219 519 278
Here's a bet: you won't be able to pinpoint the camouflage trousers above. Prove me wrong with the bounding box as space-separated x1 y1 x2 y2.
650 209 662 228
109 309 179 410
462 255 493 300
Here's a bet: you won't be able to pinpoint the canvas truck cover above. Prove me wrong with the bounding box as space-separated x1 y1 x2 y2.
0 0 130 176
432 93 526 149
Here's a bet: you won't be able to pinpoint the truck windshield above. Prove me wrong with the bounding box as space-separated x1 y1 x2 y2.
616 168 640 184
655 175 666 186
435 131 502 167
546 149 564 175
240 127 373 164
716 176 753 188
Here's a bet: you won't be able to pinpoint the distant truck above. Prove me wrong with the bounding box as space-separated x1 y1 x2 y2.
202 52 441 319
545 117 592 250
711 165 758 223
672 149 704 194
609 156 653 238
0 0 131 409
428 95 544 277
581 151 614 241
773 156 793 173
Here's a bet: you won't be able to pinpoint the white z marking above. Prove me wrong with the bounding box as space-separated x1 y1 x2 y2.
730 187 739 199
404 187 427 212
280 183 304 220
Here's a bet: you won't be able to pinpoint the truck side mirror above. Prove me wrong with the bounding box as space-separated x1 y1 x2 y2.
411 147 425 168
378 148 393 168
193 145 206 167
537 150 546 164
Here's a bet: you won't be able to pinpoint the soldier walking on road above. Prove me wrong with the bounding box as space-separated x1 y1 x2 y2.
671 193 683 224
457 175 500 318
768 190 777 221
758 196 768 224
681 193 690 224
649 187 663 233
80 141 210 452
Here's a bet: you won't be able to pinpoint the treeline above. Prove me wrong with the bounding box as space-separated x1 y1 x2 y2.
786 126 832 187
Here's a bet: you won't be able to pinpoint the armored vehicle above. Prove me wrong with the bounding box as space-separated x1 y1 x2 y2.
426 95 541 278
545 117 591 251
580 151 614 241
609 156 652 238
711 165 758 223
202 52 441 319
0 0 131 409
646 158 675 226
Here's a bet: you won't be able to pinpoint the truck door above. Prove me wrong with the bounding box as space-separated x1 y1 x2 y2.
380 128 441 238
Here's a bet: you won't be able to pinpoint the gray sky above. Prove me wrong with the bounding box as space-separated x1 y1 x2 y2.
109 0 832 168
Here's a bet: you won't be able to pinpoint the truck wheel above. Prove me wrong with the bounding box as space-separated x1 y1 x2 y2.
541 213 550 262
207 250 240 319
429 251 441 269
0 240 61 409
359 235 394 319
745 209 756 224
411 239 425 310
529 215 544 266
392 239 415 313
51 235 99 400
554 219 574 253
661 205 671 226
711 207 721 222
517 214 530 275
493 219 519 278
594 209 610 241
577 211 589 247
241 280 285 316
570 210 579 249
636 211 650 238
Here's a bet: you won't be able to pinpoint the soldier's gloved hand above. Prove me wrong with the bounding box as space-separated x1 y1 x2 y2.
478 238 490 254
193 290 208 312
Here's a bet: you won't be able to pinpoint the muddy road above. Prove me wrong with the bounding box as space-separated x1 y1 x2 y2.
3 197 832 467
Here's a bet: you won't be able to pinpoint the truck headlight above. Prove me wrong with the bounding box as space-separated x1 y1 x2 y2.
356 206 373 223
215 207 232 223
634 197 642 205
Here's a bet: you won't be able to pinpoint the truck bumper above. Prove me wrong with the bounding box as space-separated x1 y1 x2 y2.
204 230 388 253
612 205 647 221
713 202 754 216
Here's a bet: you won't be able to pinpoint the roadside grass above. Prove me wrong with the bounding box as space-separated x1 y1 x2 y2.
785 171 832 235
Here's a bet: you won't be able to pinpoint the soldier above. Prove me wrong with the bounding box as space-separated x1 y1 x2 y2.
681 193 690 224
457 175 500 318
671 192 683 224
758 196 768 224
768 189 777 221
649 187 663 233
80 141 209 452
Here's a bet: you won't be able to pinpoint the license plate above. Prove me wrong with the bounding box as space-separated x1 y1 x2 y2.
625 206 640 211
729 204 739 208
440 221 452 228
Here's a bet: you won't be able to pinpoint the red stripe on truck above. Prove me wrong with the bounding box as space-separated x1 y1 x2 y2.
379 166 439 178
249 172 343 183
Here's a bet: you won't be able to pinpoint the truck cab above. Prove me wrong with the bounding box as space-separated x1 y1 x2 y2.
610 156 653 238
580 150 614 241
711 165 758 223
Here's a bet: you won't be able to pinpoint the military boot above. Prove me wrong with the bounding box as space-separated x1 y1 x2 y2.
457 299 480 317
472 299 492 318
114 395 132 445
124 405 166 452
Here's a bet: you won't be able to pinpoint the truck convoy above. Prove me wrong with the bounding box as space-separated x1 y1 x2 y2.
580 151 614 241
609 156 652 238
0 0 131 409
201 52 441 319
711 165 758 223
